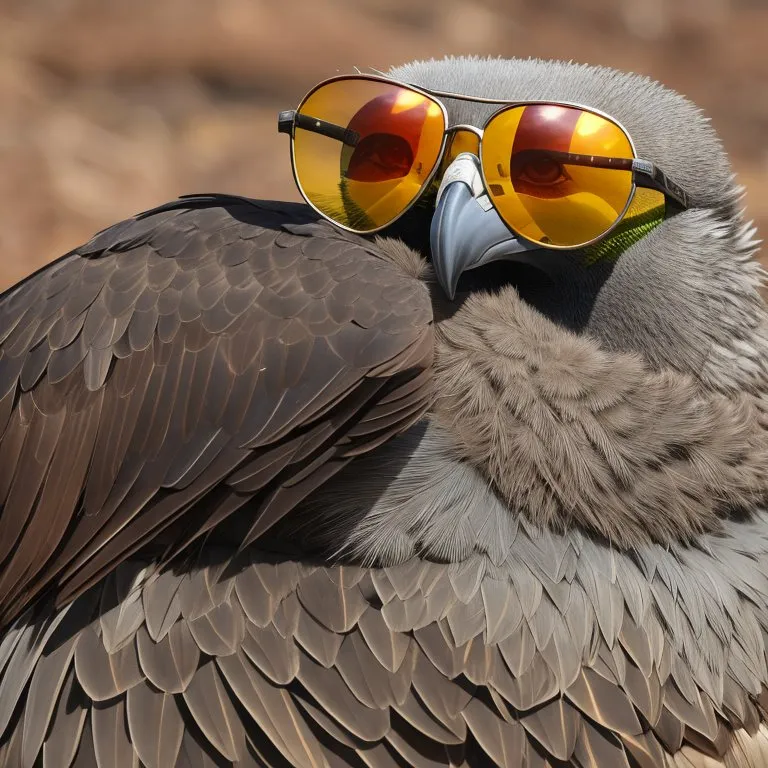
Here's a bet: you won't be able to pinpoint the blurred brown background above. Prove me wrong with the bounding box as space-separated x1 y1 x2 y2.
0 0 766 290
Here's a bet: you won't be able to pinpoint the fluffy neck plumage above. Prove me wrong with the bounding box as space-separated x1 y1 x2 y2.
432 281 768 548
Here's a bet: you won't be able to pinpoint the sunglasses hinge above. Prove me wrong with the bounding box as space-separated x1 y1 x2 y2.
632 158 689 209
278 110 297 136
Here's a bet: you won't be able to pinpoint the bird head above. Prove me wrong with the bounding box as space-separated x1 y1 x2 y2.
277 58 768 555
381 57 765 394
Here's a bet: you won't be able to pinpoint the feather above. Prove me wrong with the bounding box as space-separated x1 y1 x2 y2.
622 659 662 725
187 599 245 657
497 622 536 679
385 716 464 768
358 607 411 674
445 592 486 647
21 631 78 766
391 691 463 746
0 715 23 767
447 560 484 604
383 560 428 601
297 650 389 742
217 649 328 768
370 571 397 606
125 680 184 768
566 667 642 737
382 593 428 634
178 569 217 622
297 568 369 634
491 652 558 712
352 741 403 768
293 695 371 764
413 622 462 680
538 618 582 691
0 405 67 593
241 620 299 685
663 678 719 741
73 715 99 768
462 696 525 766
460 635 495 686
141 568 183 642
43 666 88 768
620 730 667 768
295 605 344 669
520 697 579 761
0 606 69 736
99 565 147 654
272 592 302 639
574 719 632 768
182 660 245 762
481 578 523 645
527 597 558 651
74 624 142 701
618 618 653 679
92 698 138 768
654 706 685 753
135 622 198 694
411 645 471 729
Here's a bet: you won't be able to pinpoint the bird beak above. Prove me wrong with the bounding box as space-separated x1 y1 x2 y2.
429 153 538 300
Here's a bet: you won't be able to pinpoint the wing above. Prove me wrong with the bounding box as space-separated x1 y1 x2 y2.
1 545 766 767
0 195 434 628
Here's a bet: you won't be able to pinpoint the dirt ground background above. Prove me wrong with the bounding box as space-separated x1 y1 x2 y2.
0 0 766 289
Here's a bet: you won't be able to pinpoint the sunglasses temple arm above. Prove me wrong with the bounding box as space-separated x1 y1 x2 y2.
277 110 360 147
631 159 689 210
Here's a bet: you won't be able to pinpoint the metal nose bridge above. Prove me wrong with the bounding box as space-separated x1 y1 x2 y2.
444 125 484 158
446 124 484 138
437 127 483 179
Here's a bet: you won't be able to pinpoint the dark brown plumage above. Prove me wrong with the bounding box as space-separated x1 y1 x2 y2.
0 195 433 631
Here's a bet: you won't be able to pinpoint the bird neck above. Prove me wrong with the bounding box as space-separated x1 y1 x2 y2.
586 208 768 395
431 284 768 549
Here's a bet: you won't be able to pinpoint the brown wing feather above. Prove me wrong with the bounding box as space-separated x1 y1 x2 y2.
2 553 763 768
0 196 434 628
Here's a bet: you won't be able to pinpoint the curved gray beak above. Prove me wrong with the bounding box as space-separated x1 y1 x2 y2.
430 153 539 300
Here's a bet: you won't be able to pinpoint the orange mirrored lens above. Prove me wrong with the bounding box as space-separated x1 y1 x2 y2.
481 104 635 247
293 79 446 232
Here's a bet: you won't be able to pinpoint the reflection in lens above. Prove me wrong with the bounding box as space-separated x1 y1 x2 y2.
510 150 569 198
293 79 445 231
345 134 414 182
482 104 634 247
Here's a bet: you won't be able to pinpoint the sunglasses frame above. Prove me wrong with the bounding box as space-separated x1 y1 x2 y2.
278 73 689 249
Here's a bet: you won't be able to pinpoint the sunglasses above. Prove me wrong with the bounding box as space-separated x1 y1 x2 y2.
277 74 689 250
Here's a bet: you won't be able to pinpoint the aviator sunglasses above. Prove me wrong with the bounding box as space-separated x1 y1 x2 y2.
278 74 689 250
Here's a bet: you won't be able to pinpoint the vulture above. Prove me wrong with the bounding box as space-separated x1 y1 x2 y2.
1 55 768 768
